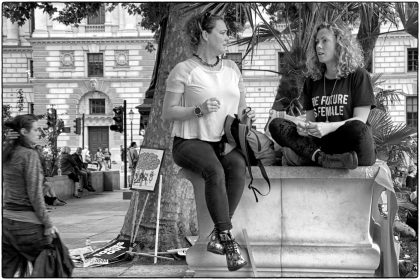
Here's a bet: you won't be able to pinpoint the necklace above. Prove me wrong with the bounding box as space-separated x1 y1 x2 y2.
323 75 338 123
193 54 220 68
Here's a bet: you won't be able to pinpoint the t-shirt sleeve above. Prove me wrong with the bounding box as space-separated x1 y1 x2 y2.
302 78 313 111
166 63 188 94
351 68 376 109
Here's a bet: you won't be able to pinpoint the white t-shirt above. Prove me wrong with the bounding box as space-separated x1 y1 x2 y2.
166 59 245 142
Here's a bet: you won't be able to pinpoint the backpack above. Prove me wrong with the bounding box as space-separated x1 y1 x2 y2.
224 114 275 202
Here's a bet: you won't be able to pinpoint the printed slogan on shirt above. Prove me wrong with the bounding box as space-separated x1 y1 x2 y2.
312 93 349 118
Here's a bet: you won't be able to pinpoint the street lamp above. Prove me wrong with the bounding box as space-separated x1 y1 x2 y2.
128 109 134 143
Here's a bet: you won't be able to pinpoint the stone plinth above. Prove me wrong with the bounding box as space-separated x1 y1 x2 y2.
103 170 120 191
183 164 395 277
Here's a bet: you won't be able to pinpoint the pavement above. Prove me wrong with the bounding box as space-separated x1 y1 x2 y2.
49 189 189 278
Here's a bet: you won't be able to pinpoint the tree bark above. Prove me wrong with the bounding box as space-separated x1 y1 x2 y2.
119 4 198 251
356 7 380 73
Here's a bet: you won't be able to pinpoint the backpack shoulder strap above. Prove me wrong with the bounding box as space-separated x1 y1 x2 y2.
238 122 271 202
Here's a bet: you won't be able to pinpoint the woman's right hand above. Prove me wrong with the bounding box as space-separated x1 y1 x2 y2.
200 97 221 115
296 120 309 137
44 226 58 237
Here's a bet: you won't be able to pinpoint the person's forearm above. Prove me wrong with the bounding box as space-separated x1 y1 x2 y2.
163 106 197 121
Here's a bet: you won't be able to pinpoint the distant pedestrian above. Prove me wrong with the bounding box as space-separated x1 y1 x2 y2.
120 145 126 162
103 147 111 170
127 142 139 188
2 114 59 277
95 147 104 171
72 147 95 192
61 146 82 198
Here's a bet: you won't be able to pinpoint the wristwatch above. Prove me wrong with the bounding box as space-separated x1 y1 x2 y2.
194 105 203 118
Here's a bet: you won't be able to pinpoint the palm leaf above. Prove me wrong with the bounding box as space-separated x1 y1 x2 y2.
395 2 418 38
368 109 417 147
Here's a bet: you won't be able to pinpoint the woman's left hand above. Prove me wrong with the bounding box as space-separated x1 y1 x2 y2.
306 122 336 138
242 107 256 124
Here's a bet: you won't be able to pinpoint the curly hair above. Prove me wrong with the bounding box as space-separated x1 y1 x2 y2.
184 12 224 51
306 22 364 80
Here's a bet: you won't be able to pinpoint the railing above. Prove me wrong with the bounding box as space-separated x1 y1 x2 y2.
85 24 105 33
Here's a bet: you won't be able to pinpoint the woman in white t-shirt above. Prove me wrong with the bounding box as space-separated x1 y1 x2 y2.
162 12 255 272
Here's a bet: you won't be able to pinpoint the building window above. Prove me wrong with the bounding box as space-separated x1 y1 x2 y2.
90 99 106 114
88 53 103 77
28 59 33 78
406 96 418 128
278 52 287 74
407 48 418 72
224 53 242 72
87 5 105 25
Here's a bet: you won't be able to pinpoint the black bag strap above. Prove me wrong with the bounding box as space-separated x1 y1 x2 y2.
238 120 271 203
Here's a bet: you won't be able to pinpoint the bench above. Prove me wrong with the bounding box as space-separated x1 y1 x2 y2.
46 170 120 200
182 162 398 277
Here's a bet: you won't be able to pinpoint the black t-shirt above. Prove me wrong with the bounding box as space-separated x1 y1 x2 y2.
303 67 375 122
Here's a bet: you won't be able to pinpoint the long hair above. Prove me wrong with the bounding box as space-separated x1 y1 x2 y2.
306 22 364 80
3 114 38 163
185 12 225 51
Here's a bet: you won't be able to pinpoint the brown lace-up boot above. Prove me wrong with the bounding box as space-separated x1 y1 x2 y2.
317 151 358 169
219 231 247 271
207 228 225 255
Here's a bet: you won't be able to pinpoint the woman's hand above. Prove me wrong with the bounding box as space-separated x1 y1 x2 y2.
306 122 336 138
201 97 221 115
296 120 309 137
44 226 58 237
240 107 256 124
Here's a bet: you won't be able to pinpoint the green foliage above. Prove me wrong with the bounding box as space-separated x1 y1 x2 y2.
2 104 12 142
2 2 55 26
16 89 24 112
55 3 103 26
38 109 64 177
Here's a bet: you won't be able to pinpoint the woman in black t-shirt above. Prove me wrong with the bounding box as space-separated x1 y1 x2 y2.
269 22 376 169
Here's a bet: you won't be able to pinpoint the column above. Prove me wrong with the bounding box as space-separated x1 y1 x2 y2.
5 18 19 45
32 8 48 37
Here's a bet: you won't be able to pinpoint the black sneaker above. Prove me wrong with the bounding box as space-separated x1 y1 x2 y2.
219 231 247 271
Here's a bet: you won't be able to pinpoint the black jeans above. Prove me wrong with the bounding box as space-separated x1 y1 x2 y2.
2 218 51 277
173 137 246 232
269 119 376 166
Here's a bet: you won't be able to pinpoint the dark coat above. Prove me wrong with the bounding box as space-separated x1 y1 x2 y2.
60 153 79 175
71 153 84 170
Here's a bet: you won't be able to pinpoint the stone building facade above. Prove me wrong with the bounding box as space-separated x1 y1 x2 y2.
2 5 418 159
3 4 155 159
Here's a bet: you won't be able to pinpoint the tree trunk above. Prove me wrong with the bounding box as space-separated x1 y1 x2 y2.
119 4 198 251
356 6 380 73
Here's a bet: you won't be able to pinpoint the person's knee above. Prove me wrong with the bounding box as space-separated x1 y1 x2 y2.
202 164 225 184
341 120 368 136
342 120 376 166
268 118 286 135
228 151 246 171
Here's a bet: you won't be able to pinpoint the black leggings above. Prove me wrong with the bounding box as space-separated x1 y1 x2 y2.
269 119 376 166
172 137 246 231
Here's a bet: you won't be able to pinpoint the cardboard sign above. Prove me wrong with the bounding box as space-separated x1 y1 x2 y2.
131 147 165 192
84 239 130 262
